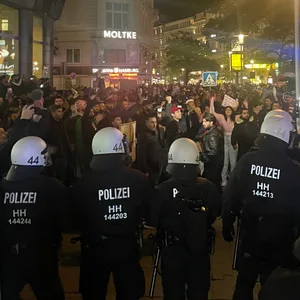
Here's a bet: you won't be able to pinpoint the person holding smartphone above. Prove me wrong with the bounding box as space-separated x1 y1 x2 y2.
7 89 50 145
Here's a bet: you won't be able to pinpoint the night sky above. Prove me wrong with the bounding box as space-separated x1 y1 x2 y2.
155 0 215 22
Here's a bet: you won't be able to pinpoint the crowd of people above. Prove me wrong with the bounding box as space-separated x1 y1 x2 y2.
0 76 300 300
0 79 298 188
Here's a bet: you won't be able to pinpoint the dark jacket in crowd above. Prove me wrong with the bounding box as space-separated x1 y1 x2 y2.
231 116 259 161
46 116 71 181
135 110 151 136
258 107 272 125
137 128 167 184
184 111 201 140
81 102 98 168
200 126 224 166
165 119 182 148
200 126 224 190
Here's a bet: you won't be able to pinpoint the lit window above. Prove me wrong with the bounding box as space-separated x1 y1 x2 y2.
1 19 8 31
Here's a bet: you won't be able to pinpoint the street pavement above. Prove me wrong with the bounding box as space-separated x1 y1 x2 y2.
21 220 259 300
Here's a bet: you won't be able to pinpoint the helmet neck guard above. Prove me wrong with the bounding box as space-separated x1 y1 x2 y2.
6 165 42 182
90 154 125 171
166 163 199 180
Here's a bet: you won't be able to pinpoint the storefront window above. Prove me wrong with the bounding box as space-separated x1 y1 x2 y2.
33 16 43 42
33 43 43 78
0 5 19 36
32 17 43 78
0 5 19 75
0 37 19 76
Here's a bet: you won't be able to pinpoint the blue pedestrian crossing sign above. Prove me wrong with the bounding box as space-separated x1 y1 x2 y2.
202 71 218 87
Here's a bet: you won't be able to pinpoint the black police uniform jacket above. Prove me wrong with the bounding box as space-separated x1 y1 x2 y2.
151 176 220 252
222 137 300 261
71 160 154 253
0 175 68 257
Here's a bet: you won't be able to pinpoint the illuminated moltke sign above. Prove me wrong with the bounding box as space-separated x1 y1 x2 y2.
104 30 137 39
102 68 139 73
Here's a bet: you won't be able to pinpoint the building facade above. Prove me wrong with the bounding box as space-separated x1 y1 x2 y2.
0 0 65 79
54 0 157 89
153 12 208 81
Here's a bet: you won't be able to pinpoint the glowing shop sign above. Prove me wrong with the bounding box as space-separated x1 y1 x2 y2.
102 68 139 73
231 53 244 71
108 73 138 77
104 30 137 39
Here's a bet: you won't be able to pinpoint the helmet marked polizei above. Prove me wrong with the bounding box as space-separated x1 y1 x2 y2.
92 127 125 155
11 136 47 167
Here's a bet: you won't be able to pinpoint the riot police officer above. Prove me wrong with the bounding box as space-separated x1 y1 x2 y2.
150 138 220 300
0 136 68 300
222 110 300 300
71 127 154 300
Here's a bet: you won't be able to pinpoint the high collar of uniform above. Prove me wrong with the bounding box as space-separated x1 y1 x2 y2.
90 154 125 171
255 134 288 155
166 164 199 180
5 165 42 182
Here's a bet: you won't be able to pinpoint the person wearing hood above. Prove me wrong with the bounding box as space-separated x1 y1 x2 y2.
222 110 300 300
231 108 259 161
0 136 68 300
71 127 154 300
150 138 220 300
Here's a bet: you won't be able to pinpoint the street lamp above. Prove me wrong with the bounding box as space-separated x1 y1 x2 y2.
238 34 245 45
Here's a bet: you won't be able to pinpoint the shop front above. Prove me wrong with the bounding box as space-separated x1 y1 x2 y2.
0 0 65 79
93 67 139 90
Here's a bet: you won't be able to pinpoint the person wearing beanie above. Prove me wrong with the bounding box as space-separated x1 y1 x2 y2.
222 110 300 300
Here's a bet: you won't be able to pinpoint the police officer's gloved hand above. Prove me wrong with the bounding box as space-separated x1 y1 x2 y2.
222 225 235 242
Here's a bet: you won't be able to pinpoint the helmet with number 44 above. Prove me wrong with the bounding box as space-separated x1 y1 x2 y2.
92 127 125 155
168 138 200 165
11 136 47 166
